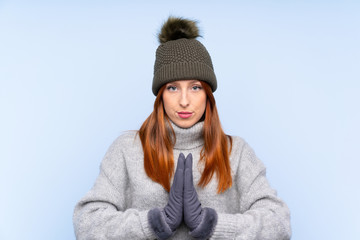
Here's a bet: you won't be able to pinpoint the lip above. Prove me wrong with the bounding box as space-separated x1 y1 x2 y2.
177 111 193 119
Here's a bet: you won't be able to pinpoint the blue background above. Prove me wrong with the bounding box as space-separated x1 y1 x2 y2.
1 1 359 239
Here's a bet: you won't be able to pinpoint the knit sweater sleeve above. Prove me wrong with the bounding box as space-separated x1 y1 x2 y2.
73 134 156 240
211 141 292 240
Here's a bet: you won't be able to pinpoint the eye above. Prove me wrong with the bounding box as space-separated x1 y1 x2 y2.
166 85 177 91
192 85 202 91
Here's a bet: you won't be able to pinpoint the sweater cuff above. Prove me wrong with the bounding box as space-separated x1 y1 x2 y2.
189 208 218 240
139 210 157 239
210 213 239 239
148 208 174 240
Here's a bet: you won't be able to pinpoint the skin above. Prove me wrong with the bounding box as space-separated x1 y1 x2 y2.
162 80 206 129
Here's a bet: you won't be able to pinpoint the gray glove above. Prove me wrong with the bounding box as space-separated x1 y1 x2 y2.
148 153 185 240
184 153 218 239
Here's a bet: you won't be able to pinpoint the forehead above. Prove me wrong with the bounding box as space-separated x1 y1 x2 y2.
166 80 201 85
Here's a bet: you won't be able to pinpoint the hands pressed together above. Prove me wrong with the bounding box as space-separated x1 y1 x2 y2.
148 153 218 240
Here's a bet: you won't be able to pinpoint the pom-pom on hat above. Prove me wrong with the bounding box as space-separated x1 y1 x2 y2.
152 17 217 96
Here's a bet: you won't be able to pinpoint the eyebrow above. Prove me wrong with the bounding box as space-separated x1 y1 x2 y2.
188 80 201 84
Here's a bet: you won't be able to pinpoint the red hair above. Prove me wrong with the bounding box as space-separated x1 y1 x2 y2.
138 82 232 193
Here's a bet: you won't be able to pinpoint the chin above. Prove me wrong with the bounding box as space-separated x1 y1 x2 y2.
175 121 195 129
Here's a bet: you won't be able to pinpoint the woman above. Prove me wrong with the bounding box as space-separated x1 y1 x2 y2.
73 17 291 239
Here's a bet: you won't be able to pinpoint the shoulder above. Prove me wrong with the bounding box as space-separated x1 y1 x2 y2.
100 130 142 170
228 135 266 173
110 130 140 149
228 135 246 158
228 135 258 160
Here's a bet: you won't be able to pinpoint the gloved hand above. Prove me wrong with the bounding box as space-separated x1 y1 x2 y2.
184 153 218 239
148 153 186 240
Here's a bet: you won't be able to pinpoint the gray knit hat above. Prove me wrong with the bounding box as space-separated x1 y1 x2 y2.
152 17 217 96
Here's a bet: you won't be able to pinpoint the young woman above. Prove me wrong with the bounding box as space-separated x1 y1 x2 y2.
73 17 291 240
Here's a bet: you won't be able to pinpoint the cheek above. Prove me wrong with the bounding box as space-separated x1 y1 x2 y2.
198 94 207 114
163 101 169 116
162 93 173 115
162 94 168 114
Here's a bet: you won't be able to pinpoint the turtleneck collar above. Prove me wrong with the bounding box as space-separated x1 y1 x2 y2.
170 121 204 150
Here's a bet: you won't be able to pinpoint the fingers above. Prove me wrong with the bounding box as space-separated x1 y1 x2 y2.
172 153 186 191
184 153 194 192
173 152 193 192
176 153 186 171
183 153 203 231
184 153 193 171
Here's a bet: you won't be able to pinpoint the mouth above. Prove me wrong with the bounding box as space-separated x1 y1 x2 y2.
177 111 193 119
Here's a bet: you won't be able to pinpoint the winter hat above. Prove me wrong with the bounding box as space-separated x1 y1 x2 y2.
152 17 217 96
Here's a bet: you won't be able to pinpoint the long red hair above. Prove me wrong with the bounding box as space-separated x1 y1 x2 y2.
138 82 232 193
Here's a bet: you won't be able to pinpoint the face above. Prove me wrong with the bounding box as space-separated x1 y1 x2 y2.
162 80 207 128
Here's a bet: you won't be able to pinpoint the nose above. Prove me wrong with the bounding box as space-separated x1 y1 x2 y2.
179 90 190 108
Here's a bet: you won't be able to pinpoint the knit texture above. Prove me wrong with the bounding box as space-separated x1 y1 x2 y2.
73 121 292 239
152 38 217 95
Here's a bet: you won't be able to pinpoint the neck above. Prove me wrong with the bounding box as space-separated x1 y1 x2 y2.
170 121 204 150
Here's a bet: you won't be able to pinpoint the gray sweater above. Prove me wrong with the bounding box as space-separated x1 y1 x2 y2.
73 122 291 239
